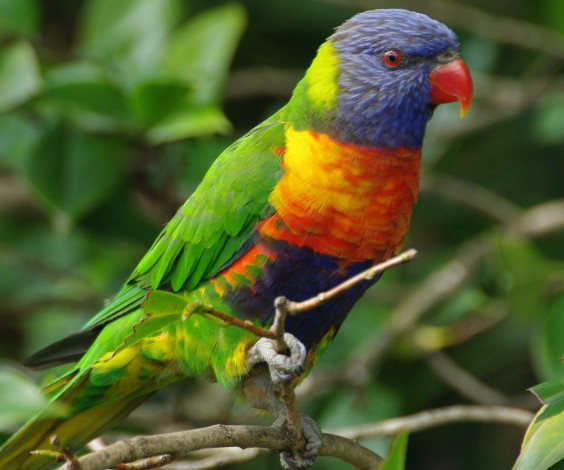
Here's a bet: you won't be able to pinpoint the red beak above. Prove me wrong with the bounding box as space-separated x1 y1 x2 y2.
429 57 473 117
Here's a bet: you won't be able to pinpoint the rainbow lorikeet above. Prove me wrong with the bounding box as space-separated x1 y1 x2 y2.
0 8 472 470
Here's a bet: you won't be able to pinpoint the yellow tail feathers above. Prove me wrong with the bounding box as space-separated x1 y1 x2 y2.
0 395 151 470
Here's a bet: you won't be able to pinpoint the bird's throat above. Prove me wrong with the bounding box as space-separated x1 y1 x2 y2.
261 126 422 261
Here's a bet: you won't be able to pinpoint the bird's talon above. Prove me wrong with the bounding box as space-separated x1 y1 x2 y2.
280 453 315 470
279 413 323 470
246 333 307 384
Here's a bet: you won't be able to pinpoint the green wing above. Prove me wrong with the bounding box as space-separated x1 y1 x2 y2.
83 113 286 331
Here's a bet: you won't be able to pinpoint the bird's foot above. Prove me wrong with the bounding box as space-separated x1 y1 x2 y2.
279 413 323 470
246 332 307 383
243 371 322 469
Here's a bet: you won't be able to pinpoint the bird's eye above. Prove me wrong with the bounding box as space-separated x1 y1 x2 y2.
382 50 402 67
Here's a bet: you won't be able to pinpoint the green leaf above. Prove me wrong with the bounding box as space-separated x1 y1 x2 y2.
534 95 564 144
129 78 193 124
0 0 40 38
382 433 409 470
77 0 182 78
0 40 42 112
513 405 564 470
163 3 247 104
146 106 232 145
455 36 500 74
534 381 564 414
0 113 40 168
38 62 128 130
532 294 564 381
491 234 559 320
513 376 564 470
542 0 564 36
0 366 53 430
23 121 126 222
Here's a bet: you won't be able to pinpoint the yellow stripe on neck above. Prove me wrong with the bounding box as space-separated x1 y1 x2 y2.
306 42 339 111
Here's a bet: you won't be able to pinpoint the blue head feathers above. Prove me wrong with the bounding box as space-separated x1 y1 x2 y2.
329 9 461 150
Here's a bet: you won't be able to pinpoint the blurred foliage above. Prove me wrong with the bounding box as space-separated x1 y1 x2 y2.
0 0 564 469
380 433 409 470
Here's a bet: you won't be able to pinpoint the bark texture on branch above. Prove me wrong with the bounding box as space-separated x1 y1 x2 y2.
56 425 384 470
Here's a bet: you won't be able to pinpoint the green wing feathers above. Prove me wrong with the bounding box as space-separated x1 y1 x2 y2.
131 117 286 292
0 114 287 470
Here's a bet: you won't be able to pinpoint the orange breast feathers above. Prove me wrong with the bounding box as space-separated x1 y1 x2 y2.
260 126 422 261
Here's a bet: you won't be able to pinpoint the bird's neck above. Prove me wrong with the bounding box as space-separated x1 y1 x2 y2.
284 43 340 138
285 41 434 150
260 126 422 261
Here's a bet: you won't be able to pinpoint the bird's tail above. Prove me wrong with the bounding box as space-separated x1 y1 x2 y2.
0 376 153 470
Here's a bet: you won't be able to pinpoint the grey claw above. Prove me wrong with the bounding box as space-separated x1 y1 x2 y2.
281 453 312 470
280 414 323 470
246 333 307 384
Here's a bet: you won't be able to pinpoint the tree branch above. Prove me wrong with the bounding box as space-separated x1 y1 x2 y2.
56 425 383 470
102 405 533 470
56 251 421 470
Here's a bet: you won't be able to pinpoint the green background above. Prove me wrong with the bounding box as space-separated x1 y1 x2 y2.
1 0 564 468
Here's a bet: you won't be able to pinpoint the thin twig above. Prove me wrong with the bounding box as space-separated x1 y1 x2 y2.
271 296 289 340
185 249 418 338
346 239 488 386
184 301 277 339
411 300 509 350
333 404 534 440
31 436 80 469
88 441 175 470
425 351 510 406
421 173 523 225
282 249 419 315
299 198 564 395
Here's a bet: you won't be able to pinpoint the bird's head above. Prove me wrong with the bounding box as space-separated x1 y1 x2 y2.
291 9 472 150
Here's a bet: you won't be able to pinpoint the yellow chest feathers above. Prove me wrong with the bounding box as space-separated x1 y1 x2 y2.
264 126 422 260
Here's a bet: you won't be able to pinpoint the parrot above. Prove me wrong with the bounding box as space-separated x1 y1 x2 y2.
0 8 472 470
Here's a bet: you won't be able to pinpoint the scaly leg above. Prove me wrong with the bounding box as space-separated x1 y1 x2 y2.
244 336 322 469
